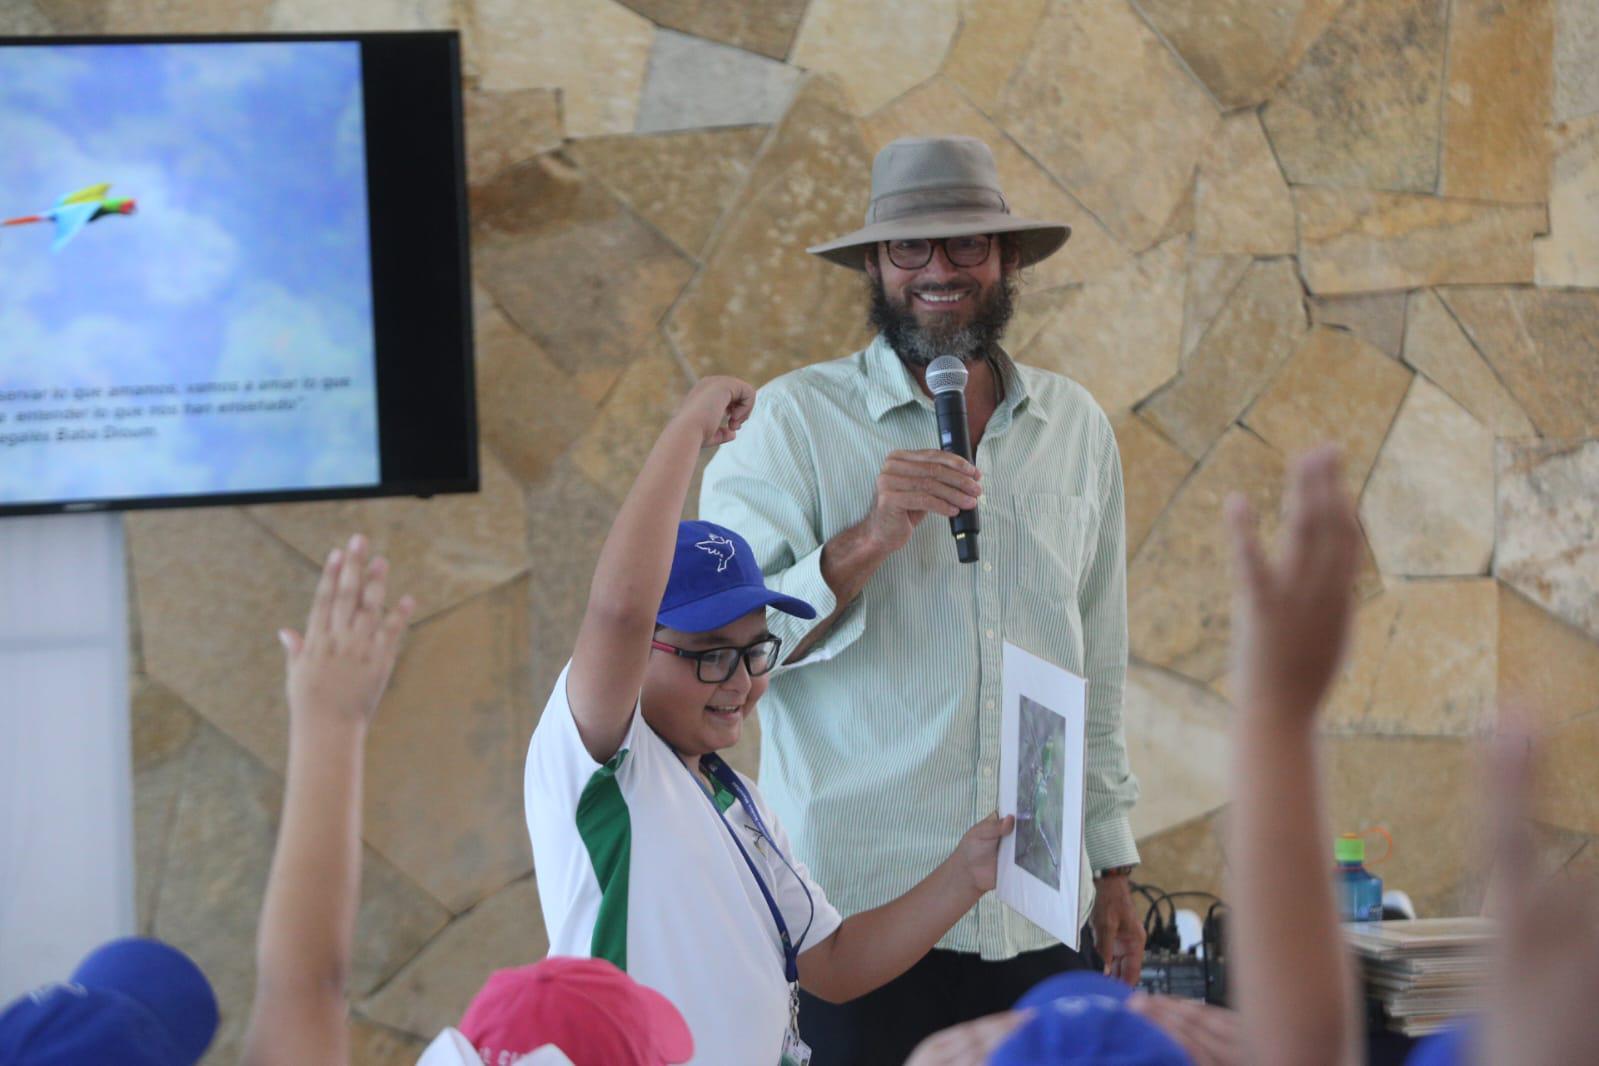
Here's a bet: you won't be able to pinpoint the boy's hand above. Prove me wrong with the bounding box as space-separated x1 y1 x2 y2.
1226 444 1359 724
279 534 415 727
675 375 756 448
952 811 1015 895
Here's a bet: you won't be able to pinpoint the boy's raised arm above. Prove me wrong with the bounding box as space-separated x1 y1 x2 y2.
1224 445 1362 1066
567 376 755 763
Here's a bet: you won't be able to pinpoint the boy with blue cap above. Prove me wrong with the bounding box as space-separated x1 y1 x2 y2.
525 375 1016 1065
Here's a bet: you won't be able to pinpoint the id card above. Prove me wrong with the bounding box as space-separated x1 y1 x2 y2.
780 1028 812 1066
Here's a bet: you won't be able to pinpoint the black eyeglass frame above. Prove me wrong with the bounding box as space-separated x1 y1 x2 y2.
649 635 784 683
882 234 994 271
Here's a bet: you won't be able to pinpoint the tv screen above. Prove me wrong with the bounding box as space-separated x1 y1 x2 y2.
0 32 476 516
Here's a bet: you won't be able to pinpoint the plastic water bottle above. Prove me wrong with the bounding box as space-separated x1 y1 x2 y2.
1335 833 1383 923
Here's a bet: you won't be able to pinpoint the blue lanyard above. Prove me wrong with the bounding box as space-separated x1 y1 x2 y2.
697 753 813 984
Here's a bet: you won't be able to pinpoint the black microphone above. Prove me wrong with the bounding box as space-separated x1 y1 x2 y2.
927 355 979 563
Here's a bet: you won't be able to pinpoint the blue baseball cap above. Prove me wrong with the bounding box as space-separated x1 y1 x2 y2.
657 521 816 633
0 937 219 1066
989 972 1192 1066
1405 1020 1473 1066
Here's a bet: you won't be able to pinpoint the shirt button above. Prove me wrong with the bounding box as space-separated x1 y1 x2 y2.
983 765 994 778
983 561 993 573
985 699 995 710
986 628 996 640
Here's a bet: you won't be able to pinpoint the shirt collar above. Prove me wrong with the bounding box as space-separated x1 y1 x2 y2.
859 334 1046 426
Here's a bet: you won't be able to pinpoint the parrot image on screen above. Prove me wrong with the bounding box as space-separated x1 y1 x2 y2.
2 183 138 251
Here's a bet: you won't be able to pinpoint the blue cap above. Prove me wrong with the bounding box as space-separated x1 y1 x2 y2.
657 521 816 633
1405 1021 1473 1066
0 938 219 1066
989 972 1192 1066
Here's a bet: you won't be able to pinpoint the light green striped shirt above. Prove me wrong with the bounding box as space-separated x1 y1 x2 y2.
699 335 1140 960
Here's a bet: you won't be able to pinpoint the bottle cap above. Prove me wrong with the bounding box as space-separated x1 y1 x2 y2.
1335 833 1365 864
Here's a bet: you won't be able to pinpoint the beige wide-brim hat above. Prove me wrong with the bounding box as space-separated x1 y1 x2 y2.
807 135 1071 271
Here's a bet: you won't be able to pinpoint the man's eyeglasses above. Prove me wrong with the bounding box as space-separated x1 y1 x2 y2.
650 636 783 684
883 234 993 271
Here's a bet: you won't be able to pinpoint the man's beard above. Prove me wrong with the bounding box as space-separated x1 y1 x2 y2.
868 272 1018 368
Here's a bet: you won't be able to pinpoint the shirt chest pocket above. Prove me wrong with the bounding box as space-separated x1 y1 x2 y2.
993 493 1096 599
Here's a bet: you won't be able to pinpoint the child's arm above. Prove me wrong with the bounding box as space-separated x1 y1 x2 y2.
240 535 414 1066
1223 445 1361 1066
566 376 755 763
797 812 1013 1003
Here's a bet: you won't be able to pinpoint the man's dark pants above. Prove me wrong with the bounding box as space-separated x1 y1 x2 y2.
798 932 1100 1065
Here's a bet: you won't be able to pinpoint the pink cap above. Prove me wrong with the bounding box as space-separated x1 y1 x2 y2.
458 957 693 1066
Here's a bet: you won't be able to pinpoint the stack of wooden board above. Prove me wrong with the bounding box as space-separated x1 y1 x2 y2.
1343 918 1495 1036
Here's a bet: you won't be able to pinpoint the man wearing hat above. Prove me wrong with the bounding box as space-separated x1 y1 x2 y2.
700 135 1145 1063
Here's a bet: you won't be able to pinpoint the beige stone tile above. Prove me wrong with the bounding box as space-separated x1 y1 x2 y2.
463 89 563 187
1243 327 1412 496
667 76 875 384
472 289 597 488
790 0 959 116
865 79 1133 291
1155 175 1195 244
524 458 625 703
0 1 54 31
616 0 808 60
361 877 548 1040
1324 735 1481 917
635 29 802 133
1134 809 1229 902
130 507 316 772
1535 115 1599 288
1440 0 1553 203
569 127 765 260
569 337 693 503
267 0 454 30
1553 0 1599 123
1526 821 1593 882
1309 292 1408 360
1129 428 1286 684
1124 664 1234 840
1499 584 1599 732
942 0 1050 112
1440 288 1599 441
1140 258 1308 461
1360 378 1495 577
464 0 654 137
1134 0 1346 109
349 1019 429 1066
155 725 450 1062
1261 0 1447 193
1181 254 1252 363
1322 580 1498 736
1195 112 1295 257
1114 413 1194 557
1401 290 1534 438
998 0 1219 251
363 577 537 912
1495 439 1599 643
133 679 197 936
248 449 530 624
1537 714 1599 835
473 153 696 401
1008 287 1077 357
1296 188 1543 295
1020 238 1186 415
39 0 270 32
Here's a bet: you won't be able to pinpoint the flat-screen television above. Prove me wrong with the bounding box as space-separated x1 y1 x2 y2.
0 32 476 517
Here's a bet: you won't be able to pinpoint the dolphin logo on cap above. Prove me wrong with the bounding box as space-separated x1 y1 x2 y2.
695 533 736 573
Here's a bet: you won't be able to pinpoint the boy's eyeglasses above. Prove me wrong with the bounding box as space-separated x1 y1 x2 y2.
650 636 783 684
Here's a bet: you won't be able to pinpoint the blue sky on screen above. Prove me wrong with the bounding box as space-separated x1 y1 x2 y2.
0 41 379 502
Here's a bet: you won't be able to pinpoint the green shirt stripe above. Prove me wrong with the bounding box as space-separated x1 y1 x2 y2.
575 748 632 970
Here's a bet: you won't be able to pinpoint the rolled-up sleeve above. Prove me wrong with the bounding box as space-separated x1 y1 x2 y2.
1079 422 1140 872
699 389 866 668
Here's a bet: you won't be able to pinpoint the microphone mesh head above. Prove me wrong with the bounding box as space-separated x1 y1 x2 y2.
926 355 968 396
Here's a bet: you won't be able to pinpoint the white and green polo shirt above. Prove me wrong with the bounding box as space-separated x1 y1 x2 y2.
525 662 842 1066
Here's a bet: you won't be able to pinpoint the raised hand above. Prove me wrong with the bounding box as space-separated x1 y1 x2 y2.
278 533 415 726
673 375 756 448
863 449 982 555
1226 444 1360 723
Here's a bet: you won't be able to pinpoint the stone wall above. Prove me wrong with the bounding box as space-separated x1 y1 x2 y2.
7 1 1597 1061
